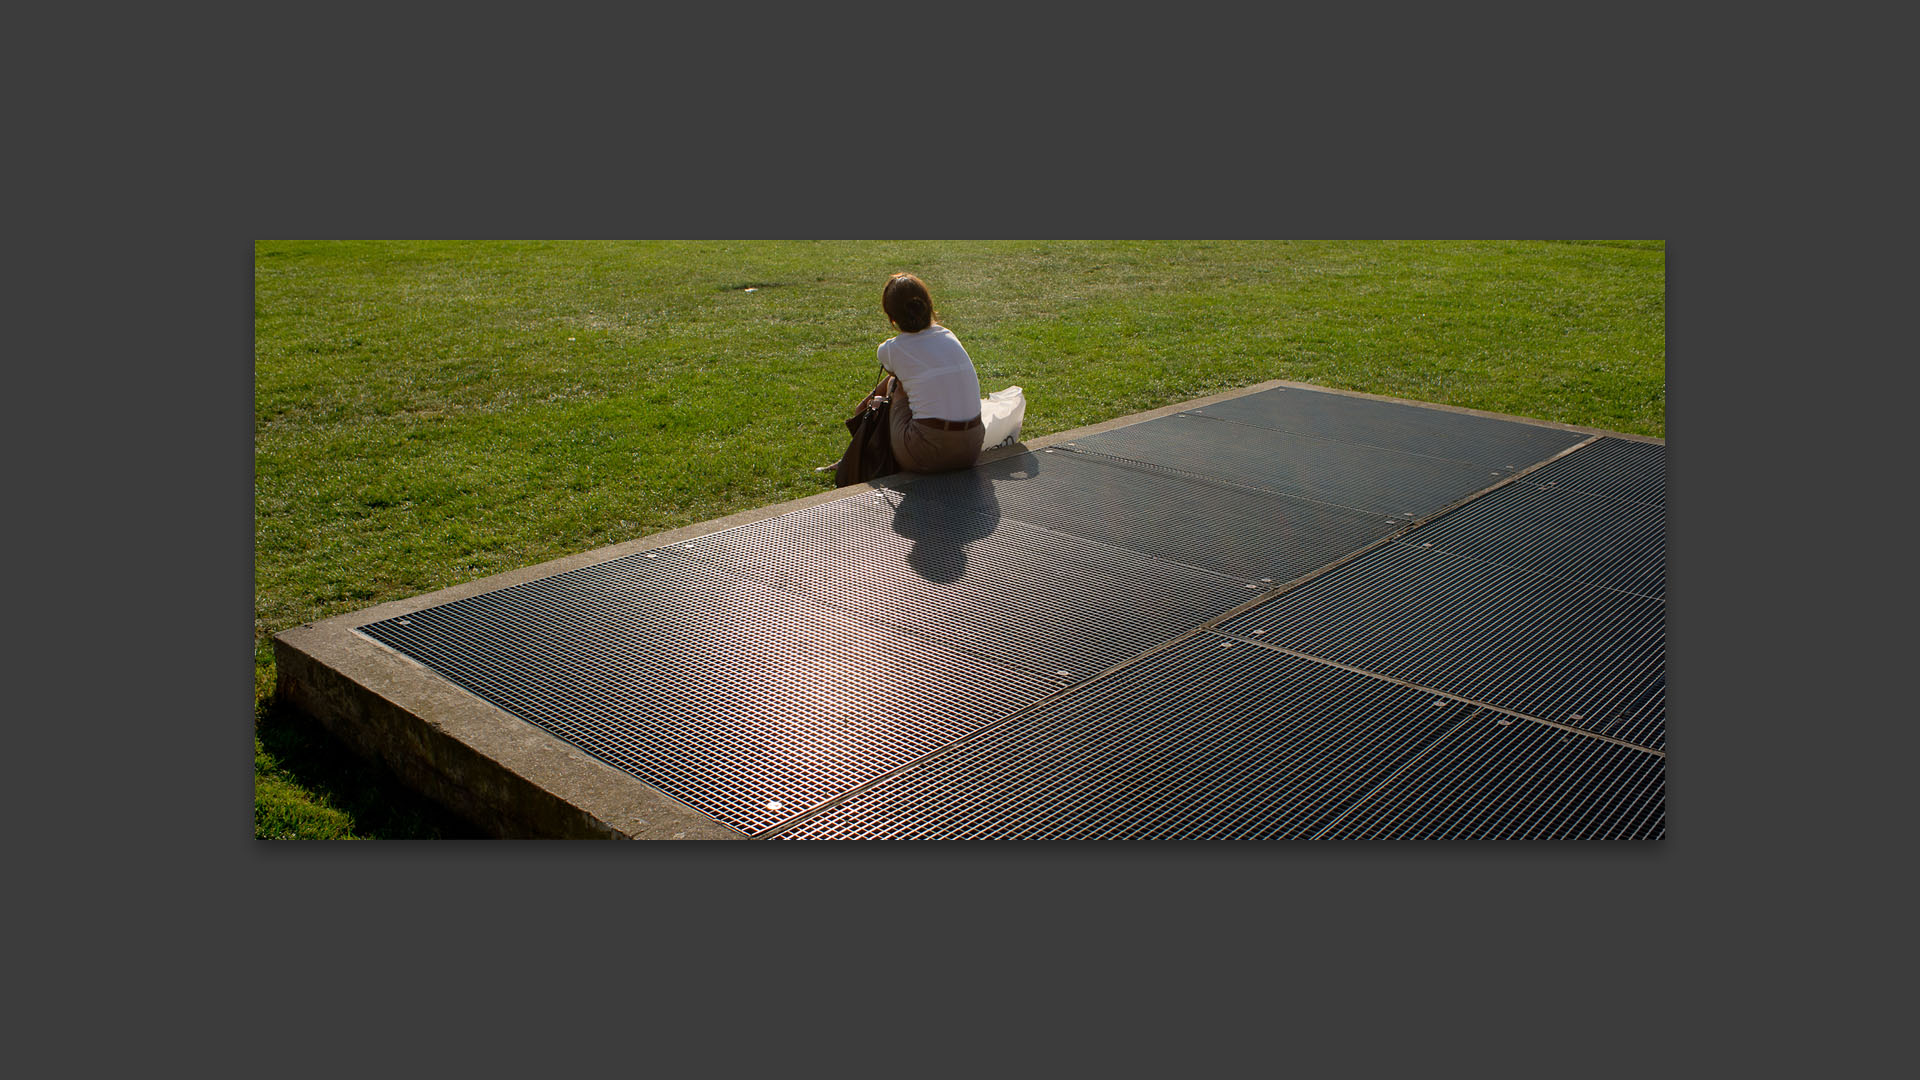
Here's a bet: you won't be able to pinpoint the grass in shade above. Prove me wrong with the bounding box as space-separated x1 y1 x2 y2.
254 239 1665 837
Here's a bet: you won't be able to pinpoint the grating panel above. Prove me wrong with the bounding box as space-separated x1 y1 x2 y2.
1186 385 1588 467
876 449 1401 584
777 633 1479 839
360 561 1062 834
1400 480 1666 598
1318 713 1665 839
1218 542 1665 751
1062 413 1526 518
1523 436 1666 506
671 489 1263 680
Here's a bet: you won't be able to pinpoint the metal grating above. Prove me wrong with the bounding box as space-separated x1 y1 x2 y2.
670 489 1264 680
359 558 1064 834
1397 479 1666 598
1062 413 1532 518
1317 712 1665 839
356 485 1268 834
1522 436 1666 506
877 449 1402 585
1218 542 1666 751
1185 385 1588 468
328 384 1664 840
776 633 1479 840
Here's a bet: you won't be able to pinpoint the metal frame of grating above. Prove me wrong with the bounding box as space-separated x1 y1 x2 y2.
1520 436 1666 506
1394 479 1667 599
1185 385 1591 467
302 380 1665 839
1314 711 1665 840
1062 412 1565 519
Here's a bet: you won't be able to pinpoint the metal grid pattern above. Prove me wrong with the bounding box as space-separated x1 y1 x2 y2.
360 566 1058 834
671 490 1264 680
1317 712 1665 839
338 383 1664 840
357 485 1266 834
1061 413 1528 518
1185 385 1588 467
878 449 1403 584
1218 542 1666 752
1397 479 1666 598
1522 436 1665 506
776 634 1479 840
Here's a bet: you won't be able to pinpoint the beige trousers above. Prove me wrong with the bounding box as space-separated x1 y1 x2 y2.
888 384 984 473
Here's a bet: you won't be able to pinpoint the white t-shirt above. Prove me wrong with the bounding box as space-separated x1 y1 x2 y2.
878 325 982 422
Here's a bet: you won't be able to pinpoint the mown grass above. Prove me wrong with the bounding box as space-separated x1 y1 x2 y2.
255 239 1665 838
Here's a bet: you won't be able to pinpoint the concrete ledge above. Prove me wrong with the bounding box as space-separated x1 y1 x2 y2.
275 618 744 840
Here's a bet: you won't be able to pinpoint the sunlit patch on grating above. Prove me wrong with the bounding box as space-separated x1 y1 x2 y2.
1523 437 1665 506
1317 712 1665 839
776 634 1478 840
877 450 1402 584
1184 385 1588 467
1218 542 1665 751
1062 413 1529 518
358 554 1059 835
1398 481 1665 598
670 489 1263 680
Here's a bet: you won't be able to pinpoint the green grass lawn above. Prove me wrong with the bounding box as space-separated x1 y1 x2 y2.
254 239 1665 838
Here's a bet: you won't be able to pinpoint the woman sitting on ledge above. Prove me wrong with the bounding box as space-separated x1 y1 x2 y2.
874 272 983 473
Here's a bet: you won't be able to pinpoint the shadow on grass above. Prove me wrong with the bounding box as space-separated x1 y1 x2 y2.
254 694 488 840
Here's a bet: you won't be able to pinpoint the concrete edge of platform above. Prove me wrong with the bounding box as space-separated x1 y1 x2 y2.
270 377 1663 838
272 625 745 839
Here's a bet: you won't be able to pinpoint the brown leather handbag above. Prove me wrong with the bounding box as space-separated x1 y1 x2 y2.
832 375 899 487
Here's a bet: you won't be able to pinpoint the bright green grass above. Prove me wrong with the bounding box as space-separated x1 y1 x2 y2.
255 239 1665 838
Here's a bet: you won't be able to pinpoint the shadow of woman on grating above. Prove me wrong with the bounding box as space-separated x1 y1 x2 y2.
885 457 1026 585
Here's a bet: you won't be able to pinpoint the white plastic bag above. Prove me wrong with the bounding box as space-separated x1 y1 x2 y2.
979 385 1026 450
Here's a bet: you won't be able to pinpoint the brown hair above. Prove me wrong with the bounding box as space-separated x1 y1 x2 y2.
882 272 937 333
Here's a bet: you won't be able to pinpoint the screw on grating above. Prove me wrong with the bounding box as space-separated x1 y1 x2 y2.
766 800 784 811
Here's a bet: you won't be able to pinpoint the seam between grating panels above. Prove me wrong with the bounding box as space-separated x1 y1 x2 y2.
1206 630 1665 758
1389 538 1667 603
1527 476 1666 511
1053 435 1603 532
1168 408 1572 470
1526 438 1667 500
1047 444 1418 521
1308 708 1485 839
861 482 1286 596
